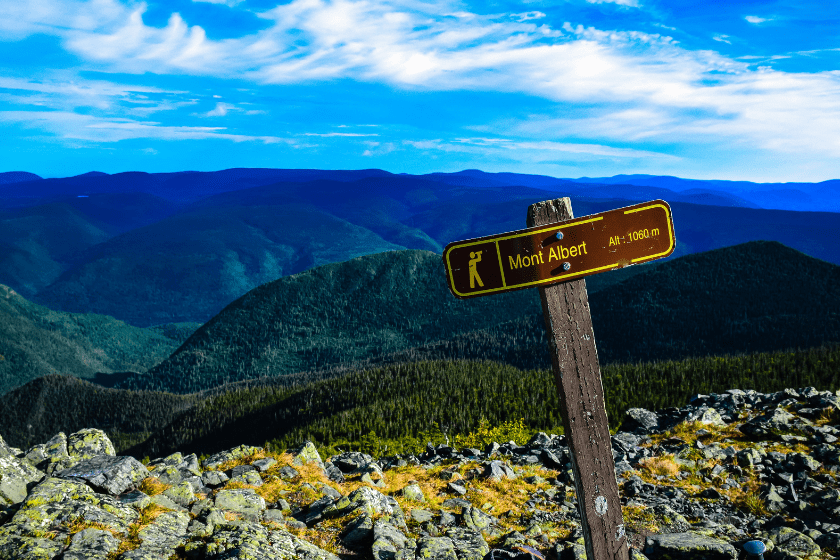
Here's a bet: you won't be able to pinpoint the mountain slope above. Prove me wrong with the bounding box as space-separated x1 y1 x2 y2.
113 249 546 394
0 374 199 452
113 240 840 396
0 284 198 395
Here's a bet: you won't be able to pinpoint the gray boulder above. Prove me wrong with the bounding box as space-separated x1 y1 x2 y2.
765 526 821 560
0 477 138 555
120 510 190 559
416 536 459 560
740 408 796 437
62 527 121 560
201 444 262 470
444 527 489 560
58 455 150 495
623 408 660 434
66 428 116 461
482 460 516 481
372 519 416 560
290 440 325 470
643 531 737 559
199 519 341 560
0 450 45 507
215 488 266 521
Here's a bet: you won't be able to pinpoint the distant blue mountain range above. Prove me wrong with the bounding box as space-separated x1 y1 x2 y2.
4 168 837 212
0 167 837 327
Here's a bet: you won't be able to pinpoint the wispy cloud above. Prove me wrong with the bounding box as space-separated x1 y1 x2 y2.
403 137 678 161
585 0 640 6
204 102 235 116
745 15 769 24
303 132 380 137
4 0 840 171
192 0 243 5
1 110 293 144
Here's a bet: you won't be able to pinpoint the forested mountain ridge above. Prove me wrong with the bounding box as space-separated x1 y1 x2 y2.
113 240 840 395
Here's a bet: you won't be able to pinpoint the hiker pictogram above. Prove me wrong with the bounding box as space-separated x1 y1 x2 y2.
469 251 484 288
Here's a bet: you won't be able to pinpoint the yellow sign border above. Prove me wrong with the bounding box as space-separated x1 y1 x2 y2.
443 200 675 298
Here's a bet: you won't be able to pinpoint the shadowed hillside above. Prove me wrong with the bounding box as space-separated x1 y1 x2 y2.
0 283 199 395
113 240 840 396
0 374 200 452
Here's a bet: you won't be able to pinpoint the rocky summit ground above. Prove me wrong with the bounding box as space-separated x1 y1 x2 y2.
0 385 838 560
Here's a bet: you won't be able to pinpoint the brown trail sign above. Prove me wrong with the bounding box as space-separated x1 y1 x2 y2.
441 198 675 560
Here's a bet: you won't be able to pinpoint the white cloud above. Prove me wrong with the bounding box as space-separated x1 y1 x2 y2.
745 16 768 24
5 0 840 163
404 137 677 161
192 0 244 5
303 132 379 137
513 11 545 22
361 141 396 156
205 102 234 116
585 0 640 7
713 34 731 44
1 110 293 144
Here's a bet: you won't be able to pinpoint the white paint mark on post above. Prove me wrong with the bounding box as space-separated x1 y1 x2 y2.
595 496 608 516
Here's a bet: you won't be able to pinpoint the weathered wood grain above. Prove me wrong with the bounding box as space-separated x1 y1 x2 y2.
527 197 629 560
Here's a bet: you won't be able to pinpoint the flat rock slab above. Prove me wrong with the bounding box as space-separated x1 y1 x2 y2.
201 445 262 470
58 455 149 495
215 488 267 520
644 531 737 559
62 527 121 560
416 536 459 560
0 454 45 507
0 477 138 540
199 519 341 560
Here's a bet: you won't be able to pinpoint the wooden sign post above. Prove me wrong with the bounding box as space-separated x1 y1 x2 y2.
442 198 676 560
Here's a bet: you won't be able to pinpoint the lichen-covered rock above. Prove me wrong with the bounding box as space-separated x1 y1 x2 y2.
228 470 263 487
0 435 22 460
23 432 68 474
119 489 151 509
371 518 416 560
214 488 266 520
623 408 660 434
650 504 691 534
66 429 115 461
0 534 65 560
201 470 229 487
560 541 587 560
444 527 489 560
62 527 121 560
402 483 425 502
342 513 375 547
740 408 796 437
324 486 407 531
58 455 149 495
0 452 45 507
253 457 277 472
290 440 325 469
201 519 341 560
0 477 137 541
461 505 497 532
766 527 821 560
162 480 197 507
482 460 516 481
201 445 262 470
684 406 727 427
330 451 375 473
120 510 189 559
643 531 737 559
416 535 458 560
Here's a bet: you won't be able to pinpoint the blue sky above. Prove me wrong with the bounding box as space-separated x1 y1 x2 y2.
2 0 840 181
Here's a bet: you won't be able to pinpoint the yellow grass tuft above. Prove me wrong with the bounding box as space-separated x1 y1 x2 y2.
638 455 680 477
